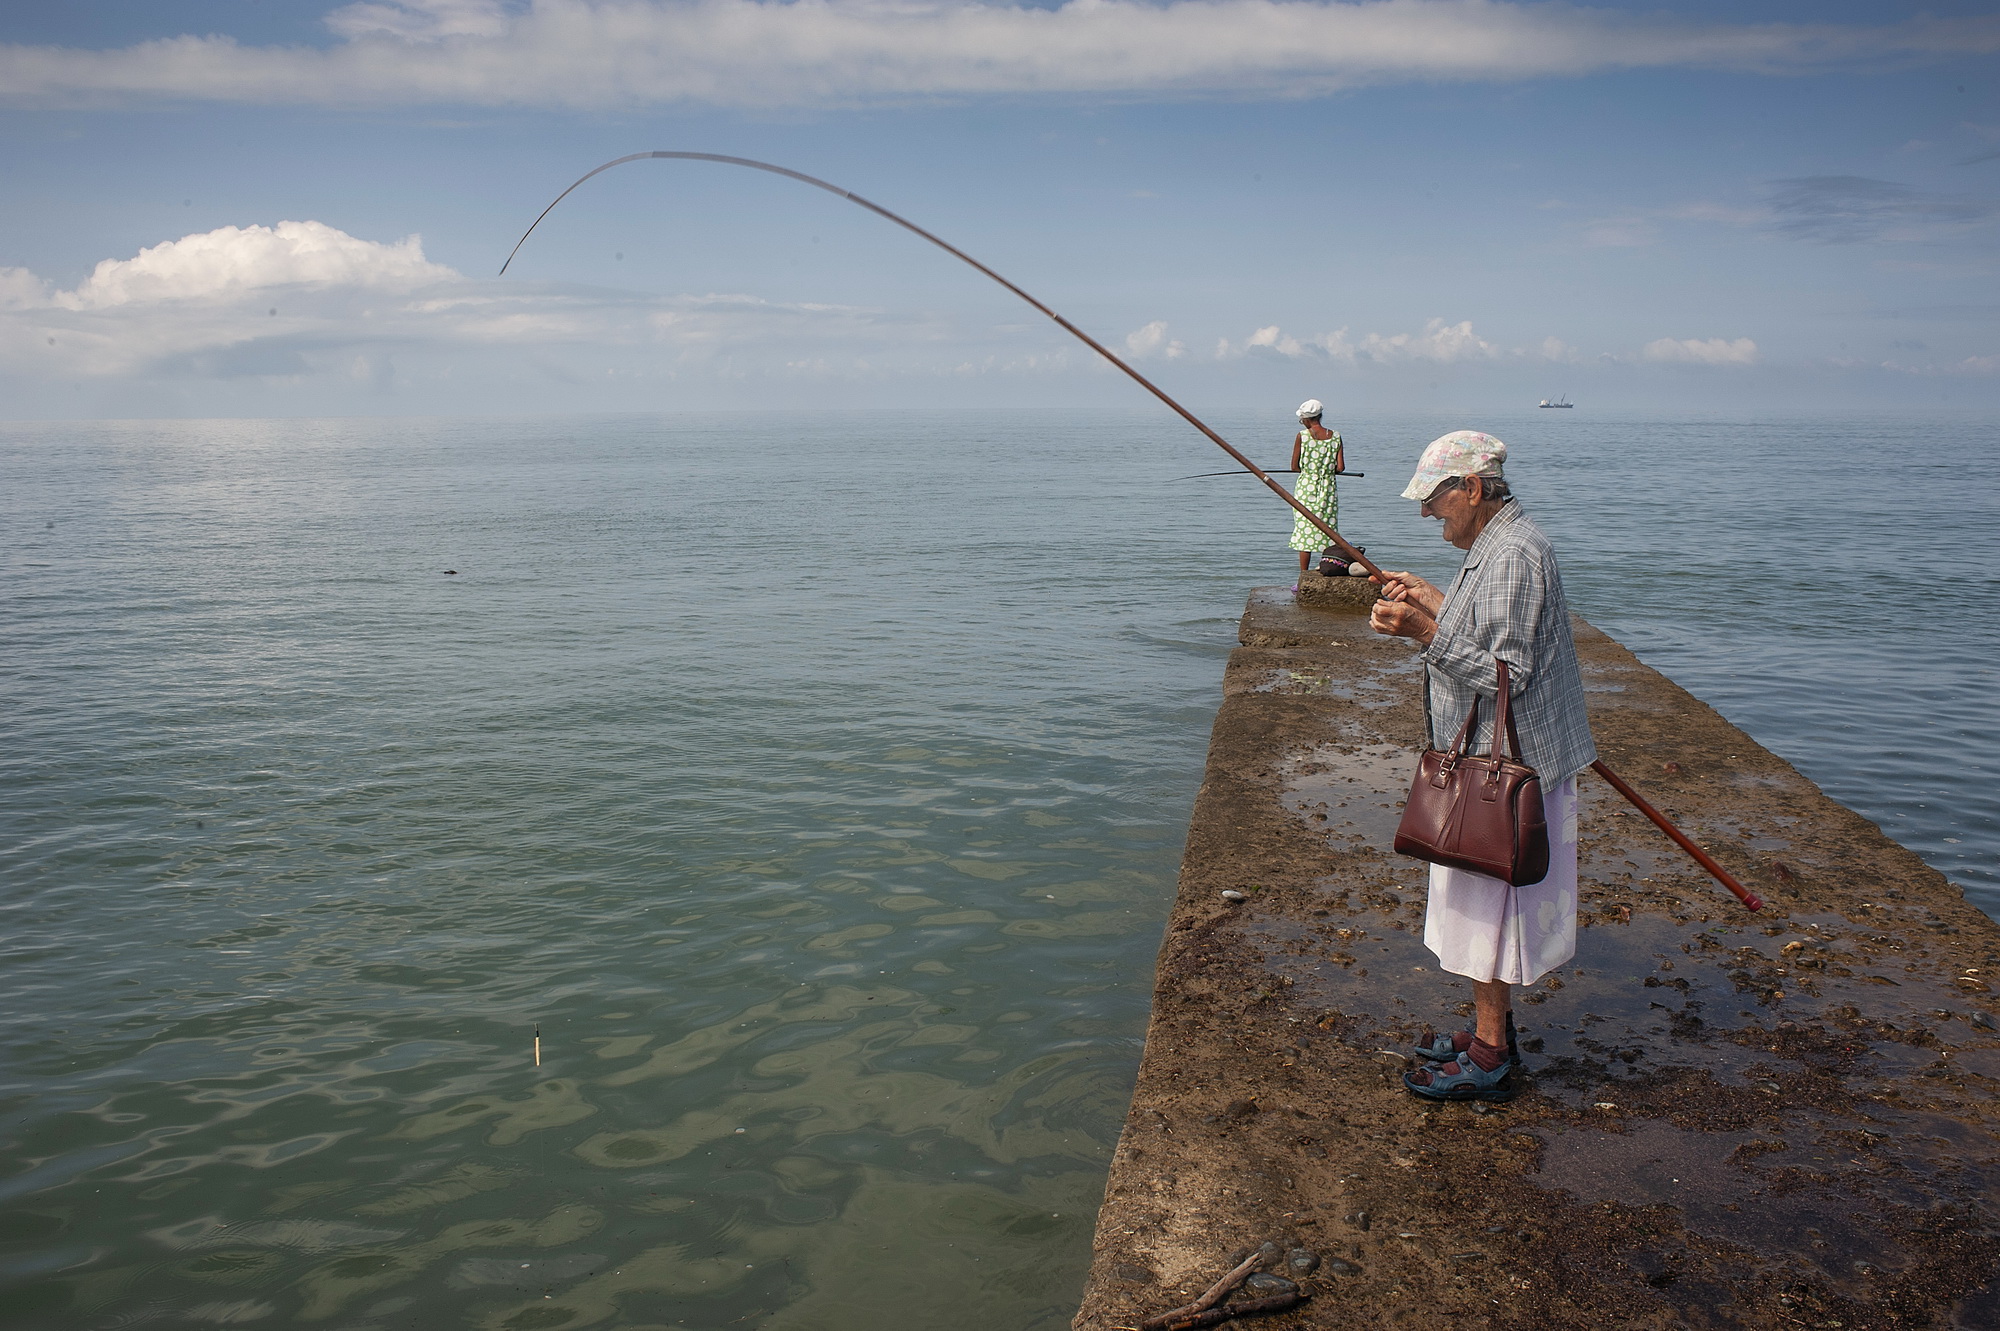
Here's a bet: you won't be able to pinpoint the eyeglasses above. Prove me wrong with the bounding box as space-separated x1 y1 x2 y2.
1420 476 1464 509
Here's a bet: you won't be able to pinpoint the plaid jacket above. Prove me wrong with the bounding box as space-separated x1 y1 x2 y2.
1418 501 1597 785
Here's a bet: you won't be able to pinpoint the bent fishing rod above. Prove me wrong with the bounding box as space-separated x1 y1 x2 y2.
501 151 1760 913
1176 468 1365 480
500 152 1373 577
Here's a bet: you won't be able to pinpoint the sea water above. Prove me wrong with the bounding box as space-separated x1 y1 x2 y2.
1 408 1993 1329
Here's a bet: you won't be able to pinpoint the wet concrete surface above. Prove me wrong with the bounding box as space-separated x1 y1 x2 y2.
1072 590 2000 1331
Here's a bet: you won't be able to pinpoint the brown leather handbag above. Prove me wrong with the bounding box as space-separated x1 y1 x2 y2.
1394 660 1551 886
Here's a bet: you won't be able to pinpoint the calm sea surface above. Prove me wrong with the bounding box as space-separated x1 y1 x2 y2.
2 408 1993 1330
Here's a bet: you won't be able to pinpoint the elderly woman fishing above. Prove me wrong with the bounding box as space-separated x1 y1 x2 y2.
1287 399 1346 589
1367 431 1596 1103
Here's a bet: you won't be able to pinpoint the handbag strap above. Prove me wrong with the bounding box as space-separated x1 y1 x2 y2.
1446 660 1528 764
1492 660 1527 763
1447 688 1480 757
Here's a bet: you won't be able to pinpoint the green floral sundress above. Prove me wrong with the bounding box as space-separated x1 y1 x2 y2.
1288 429 1341 552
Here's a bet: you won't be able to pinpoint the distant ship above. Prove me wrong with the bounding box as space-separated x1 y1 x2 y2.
1538 394 1573 408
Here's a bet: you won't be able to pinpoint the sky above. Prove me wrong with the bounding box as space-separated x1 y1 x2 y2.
2 0 1998 418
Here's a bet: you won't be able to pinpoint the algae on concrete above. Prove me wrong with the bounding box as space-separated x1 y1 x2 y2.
1072 589 2000 1331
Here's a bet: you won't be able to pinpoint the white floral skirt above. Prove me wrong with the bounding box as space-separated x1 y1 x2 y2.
1422 776 1579 986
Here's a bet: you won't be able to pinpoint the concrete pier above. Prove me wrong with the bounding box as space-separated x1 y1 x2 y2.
1071 590 2000 1330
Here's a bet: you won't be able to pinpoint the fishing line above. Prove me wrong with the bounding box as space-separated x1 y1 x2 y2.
499 151 1376 576
500 152 1759 912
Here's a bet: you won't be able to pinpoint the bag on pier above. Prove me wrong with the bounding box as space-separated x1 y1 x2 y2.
1394 660 1551 887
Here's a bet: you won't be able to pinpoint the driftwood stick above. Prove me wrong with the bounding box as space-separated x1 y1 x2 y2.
1162 1292 1308 1330
1139 1252 1265 1331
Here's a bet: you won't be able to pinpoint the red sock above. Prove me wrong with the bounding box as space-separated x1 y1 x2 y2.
1466 1037 1508 1072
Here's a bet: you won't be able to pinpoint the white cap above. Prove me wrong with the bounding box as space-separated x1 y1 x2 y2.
1296 399 1323 420
1400 431 1508 500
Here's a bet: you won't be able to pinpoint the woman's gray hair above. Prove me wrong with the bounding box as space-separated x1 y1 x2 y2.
1470 473 1512 502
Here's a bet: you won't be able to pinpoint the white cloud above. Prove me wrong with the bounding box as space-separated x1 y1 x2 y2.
0 220 926 381
1768 176 2000 245
328 0 515 40
1642 335 1759 366
1228 317 1542 364
1124 319 1184 359
1559 198 1769 248
1668 200 1770 226
1876 352 2000 377
19 229 1785 397
1650 182 2000 244
0 0 1996 109
1247 324 1305 356
52 221 454 310
1580 216 1656 248
0 267 51 310
1346 318 1497 362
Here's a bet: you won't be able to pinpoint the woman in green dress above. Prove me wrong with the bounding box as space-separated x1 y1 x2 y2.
1288 399 1345 588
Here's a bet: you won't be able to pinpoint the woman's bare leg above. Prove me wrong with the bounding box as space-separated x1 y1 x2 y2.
1298 550 1313 576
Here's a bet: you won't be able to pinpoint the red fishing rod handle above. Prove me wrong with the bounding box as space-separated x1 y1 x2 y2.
1590 760 1763 911
500 152 1375 576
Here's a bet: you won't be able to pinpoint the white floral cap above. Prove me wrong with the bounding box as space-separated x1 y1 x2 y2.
1296 399 1323 420
1400 431 1507 500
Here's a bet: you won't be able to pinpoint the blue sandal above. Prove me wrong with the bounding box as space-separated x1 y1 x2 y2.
1412 1013 1518 1065
1403 1050 1521 1103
